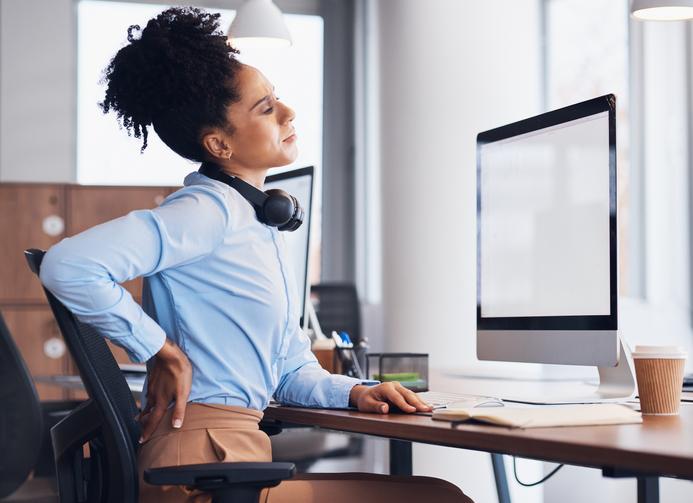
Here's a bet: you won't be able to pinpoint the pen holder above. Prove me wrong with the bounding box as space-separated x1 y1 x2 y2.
366 353 429 392
313 347 342 374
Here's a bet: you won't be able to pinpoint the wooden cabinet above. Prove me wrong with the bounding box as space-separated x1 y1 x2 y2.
1 182 177 398
67 186 172 232
0 184 66 304
2 306 69 400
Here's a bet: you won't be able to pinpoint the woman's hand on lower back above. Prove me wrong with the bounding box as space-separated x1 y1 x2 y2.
138 338 192 443
349 382 432 414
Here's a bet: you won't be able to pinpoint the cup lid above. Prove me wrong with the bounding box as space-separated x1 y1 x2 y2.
631 345 687 359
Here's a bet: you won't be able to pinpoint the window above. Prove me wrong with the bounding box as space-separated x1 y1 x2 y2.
543 0 633 295
77 0 325 281
545 0 693 337
638 20 691 321
77 1 323 186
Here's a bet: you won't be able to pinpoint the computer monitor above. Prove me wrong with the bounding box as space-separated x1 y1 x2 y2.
265 166 314 328
476 95 634 402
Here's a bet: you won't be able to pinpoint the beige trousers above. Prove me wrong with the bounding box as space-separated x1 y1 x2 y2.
138 403 473 503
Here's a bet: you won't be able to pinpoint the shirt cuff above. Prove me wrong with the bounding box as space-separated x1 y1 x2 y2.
330 377 382 409
328 374 364 408
122 315 167 363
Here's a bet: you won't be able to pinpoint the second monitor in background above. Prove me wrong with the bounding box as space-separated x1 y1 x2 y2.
265 166 314 328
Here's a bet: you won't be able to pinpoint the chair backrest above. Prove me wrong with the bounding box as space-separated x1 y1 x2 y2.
25 249 140 502
311 283 362 343
0 311 44 498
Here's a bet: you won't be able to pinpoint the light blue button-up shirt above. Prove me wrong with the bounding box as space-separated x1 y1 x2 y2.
39 171 361 410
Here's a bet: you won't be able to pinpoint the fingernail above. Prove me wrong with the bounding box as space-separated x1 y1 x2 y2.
380 405 387 413
173 419 182 428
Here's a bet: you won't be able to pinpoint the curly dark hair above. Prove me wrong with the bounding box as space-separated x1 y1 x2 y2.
100 6 241 161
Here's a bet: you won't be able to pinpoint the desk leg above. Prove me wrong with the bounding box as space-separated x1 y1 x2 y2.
490 454 512 503
637 476 659 503
389 439 412 476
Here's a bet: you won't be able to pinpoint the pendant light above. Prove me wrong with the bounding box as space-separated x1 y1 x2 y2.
227 0 292 48
631 0 693 20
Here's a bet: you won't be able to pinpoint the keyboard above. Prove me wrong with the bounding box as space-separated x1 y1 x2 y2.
416 391 504 410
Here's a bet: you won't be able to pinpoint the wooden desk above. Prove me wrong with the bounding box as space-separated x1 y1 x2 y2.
265 400 693 503
264 406 693 480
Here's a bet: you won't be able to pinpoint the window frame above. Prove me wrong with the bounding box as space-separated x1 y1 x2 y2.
686 22 693 327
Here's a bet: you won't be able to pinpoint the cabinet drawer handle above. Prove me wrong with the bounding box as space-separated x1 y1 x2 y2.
43 215 65 237
44 337 66 359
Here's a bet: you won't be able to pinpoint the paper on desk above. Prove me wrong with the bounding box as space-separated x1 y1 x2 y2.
432 404 642 428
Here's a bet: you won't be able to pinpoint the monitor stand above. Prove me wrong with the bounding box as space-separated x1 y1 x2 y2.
501 338 636 405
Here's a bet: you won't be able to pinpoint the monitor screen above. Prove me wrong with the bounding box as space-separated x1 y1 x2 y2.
265 167 314 326
477 95 616 330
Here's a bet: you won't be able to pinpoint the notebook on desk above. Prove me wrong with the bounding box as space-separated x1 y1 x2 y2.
432 404 642 429
417 390 504 410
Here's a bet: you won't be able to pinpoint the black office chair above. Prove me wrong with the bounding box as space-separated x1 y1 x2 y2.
0 309 88 502
310 283 362 344
0 311 45 499
24 249 295 503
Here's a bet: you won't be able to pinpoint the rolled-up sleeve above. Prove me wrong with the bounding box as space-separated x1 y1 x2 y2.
273 325 361 408
39 188 229 363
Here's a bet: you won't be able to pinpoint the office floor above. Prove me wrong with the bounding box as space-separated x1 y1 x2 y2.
308 454 364 473
307 436 388 476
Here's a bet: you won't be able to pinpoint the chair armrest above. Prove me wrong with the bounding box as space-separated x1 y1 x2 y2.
259 418 283 436
144 462 295 491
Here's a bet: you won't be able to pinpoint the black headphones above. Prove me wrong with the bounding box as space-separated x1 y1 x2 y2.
199 162 304 232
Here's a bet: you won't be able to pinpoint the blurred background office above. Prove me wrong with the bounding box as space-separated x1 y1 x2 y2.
1 0 692 501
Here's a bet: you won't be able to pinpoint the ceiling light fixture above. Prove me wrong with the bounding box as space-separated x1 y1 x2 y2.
227 0 292 48
631 0 693 20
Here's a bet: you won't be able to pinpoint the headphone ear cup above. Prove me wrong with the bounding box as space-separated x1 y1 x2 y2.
263 189 297 227
279 195 304 231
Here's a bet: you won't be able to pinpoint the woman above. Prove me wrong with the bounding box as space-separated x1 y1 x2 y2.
40 7 472 503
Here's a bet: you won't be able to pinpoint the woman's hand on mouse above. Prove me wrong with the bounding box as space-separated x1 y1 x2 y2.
138 338 192 443
349 381 432 414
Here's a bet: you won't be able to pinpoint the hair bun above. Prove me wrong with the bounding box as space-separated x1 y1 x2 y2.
141 7 221 42
100 7 239 156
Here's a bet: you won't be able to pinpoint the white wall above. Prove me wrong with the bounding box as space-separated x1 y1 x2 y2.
375 1 543 501
377 0 542 369
0 0 76 182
